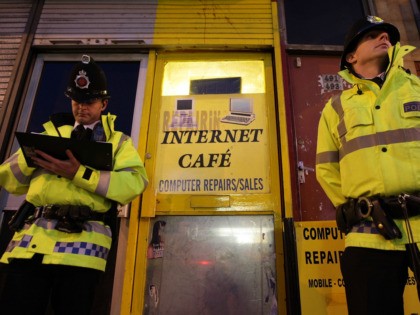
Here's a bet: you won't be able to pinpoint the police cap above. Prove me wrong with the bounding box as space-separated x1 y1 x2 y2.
65 55 110 102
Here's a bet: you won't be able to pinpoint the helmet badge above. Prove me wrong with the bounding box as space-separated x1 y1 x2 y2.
81 55 90 64
367 15 384 24
74 70 90 89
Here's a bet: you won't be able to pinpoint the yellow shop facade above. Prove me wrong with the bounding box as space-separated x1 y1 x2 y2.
0 1 419 314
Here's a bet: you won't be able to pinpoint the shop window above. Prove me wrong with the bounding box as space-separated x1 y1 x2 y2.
27 60 140 135
162 60 265 96
190 77 241 95
411 0 420 34
282 0 367 46
144 215 277 314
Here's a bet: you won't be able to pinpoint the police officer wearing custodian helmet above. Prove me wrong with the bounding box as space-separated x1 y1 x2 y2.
0 55 148 315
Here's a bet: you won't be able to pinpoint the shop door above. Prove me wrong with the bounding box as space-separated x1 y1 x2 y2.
126 52 286 315
286 55 345 221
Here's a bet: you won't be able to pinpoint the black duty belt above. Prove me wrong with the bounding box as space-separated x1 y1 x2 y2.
370 194 420 219
8 201 107 233
35 204 105 222
35 204 106 233
336 192 420 240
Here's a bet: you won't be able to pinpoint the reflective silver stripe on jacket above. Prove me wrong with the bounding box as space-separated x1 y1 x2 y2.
94 133 130 196
7 153 31 184
330 94 347 143
95 171 111 196
316 93 420 164
316 151 339 164
318 128 420 164
94 133 147 196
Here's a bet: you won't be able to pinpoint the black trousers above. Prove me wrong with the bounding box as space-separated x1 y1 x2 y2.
0 254 102 315
340 247 409 315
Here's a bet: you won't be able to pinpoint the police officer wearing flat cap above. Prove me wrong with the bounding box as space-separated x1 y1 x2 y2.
0 55 148 315
316 16 420 315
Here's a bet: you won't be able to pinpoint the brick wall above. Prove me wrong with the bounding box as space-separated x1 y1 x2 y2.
376 0 420 74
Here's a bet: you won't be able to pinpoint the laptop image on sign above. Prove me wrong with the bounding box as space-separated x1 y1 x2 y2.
220 98 255 125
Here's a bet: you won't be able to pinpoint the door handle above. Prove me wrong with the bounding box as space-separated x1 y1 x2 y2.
298 161 314 183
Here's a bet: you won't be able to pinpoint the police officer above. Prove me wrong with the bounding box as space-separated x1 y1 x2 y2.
316 16 420 315
0 55 148 315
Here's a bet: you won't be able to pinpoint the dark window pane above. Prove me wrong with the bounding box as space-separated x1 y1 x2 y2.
190 77 241 95
283 0 366 46
28 61 140 135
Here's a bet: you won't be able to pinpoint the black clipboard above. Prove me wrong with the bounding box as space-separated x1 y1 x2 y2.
15 132 113 170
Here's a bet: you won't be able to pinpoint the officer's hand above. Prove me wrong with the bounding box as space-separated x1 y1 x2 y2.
32 149 81 180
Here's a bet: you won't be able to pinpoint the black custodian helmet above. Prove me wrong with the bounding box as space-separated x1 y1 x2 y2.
65 55 110 102
340 16 400 70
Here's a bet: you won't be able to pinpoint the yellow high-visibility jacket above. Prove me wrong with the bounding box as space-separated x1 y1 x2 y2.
316 43 420 250
0 113 148 271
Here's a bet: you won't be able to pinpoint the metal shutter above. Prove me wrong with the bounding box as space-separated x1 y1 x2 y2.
34 0 274 48
0 0 33 111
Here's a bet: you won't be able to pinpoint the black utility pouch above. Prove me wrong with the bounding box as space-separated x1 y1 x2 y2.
336 199 361 234
336 205 349 233
55 218 83 233
381 195 420 218
370 199 402 240
69 205 92 221
55 206 89 233
8 201 35 231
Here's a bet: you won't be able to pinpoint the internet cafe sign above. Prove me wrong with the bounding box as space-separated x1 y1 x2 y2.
154 94 270 195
